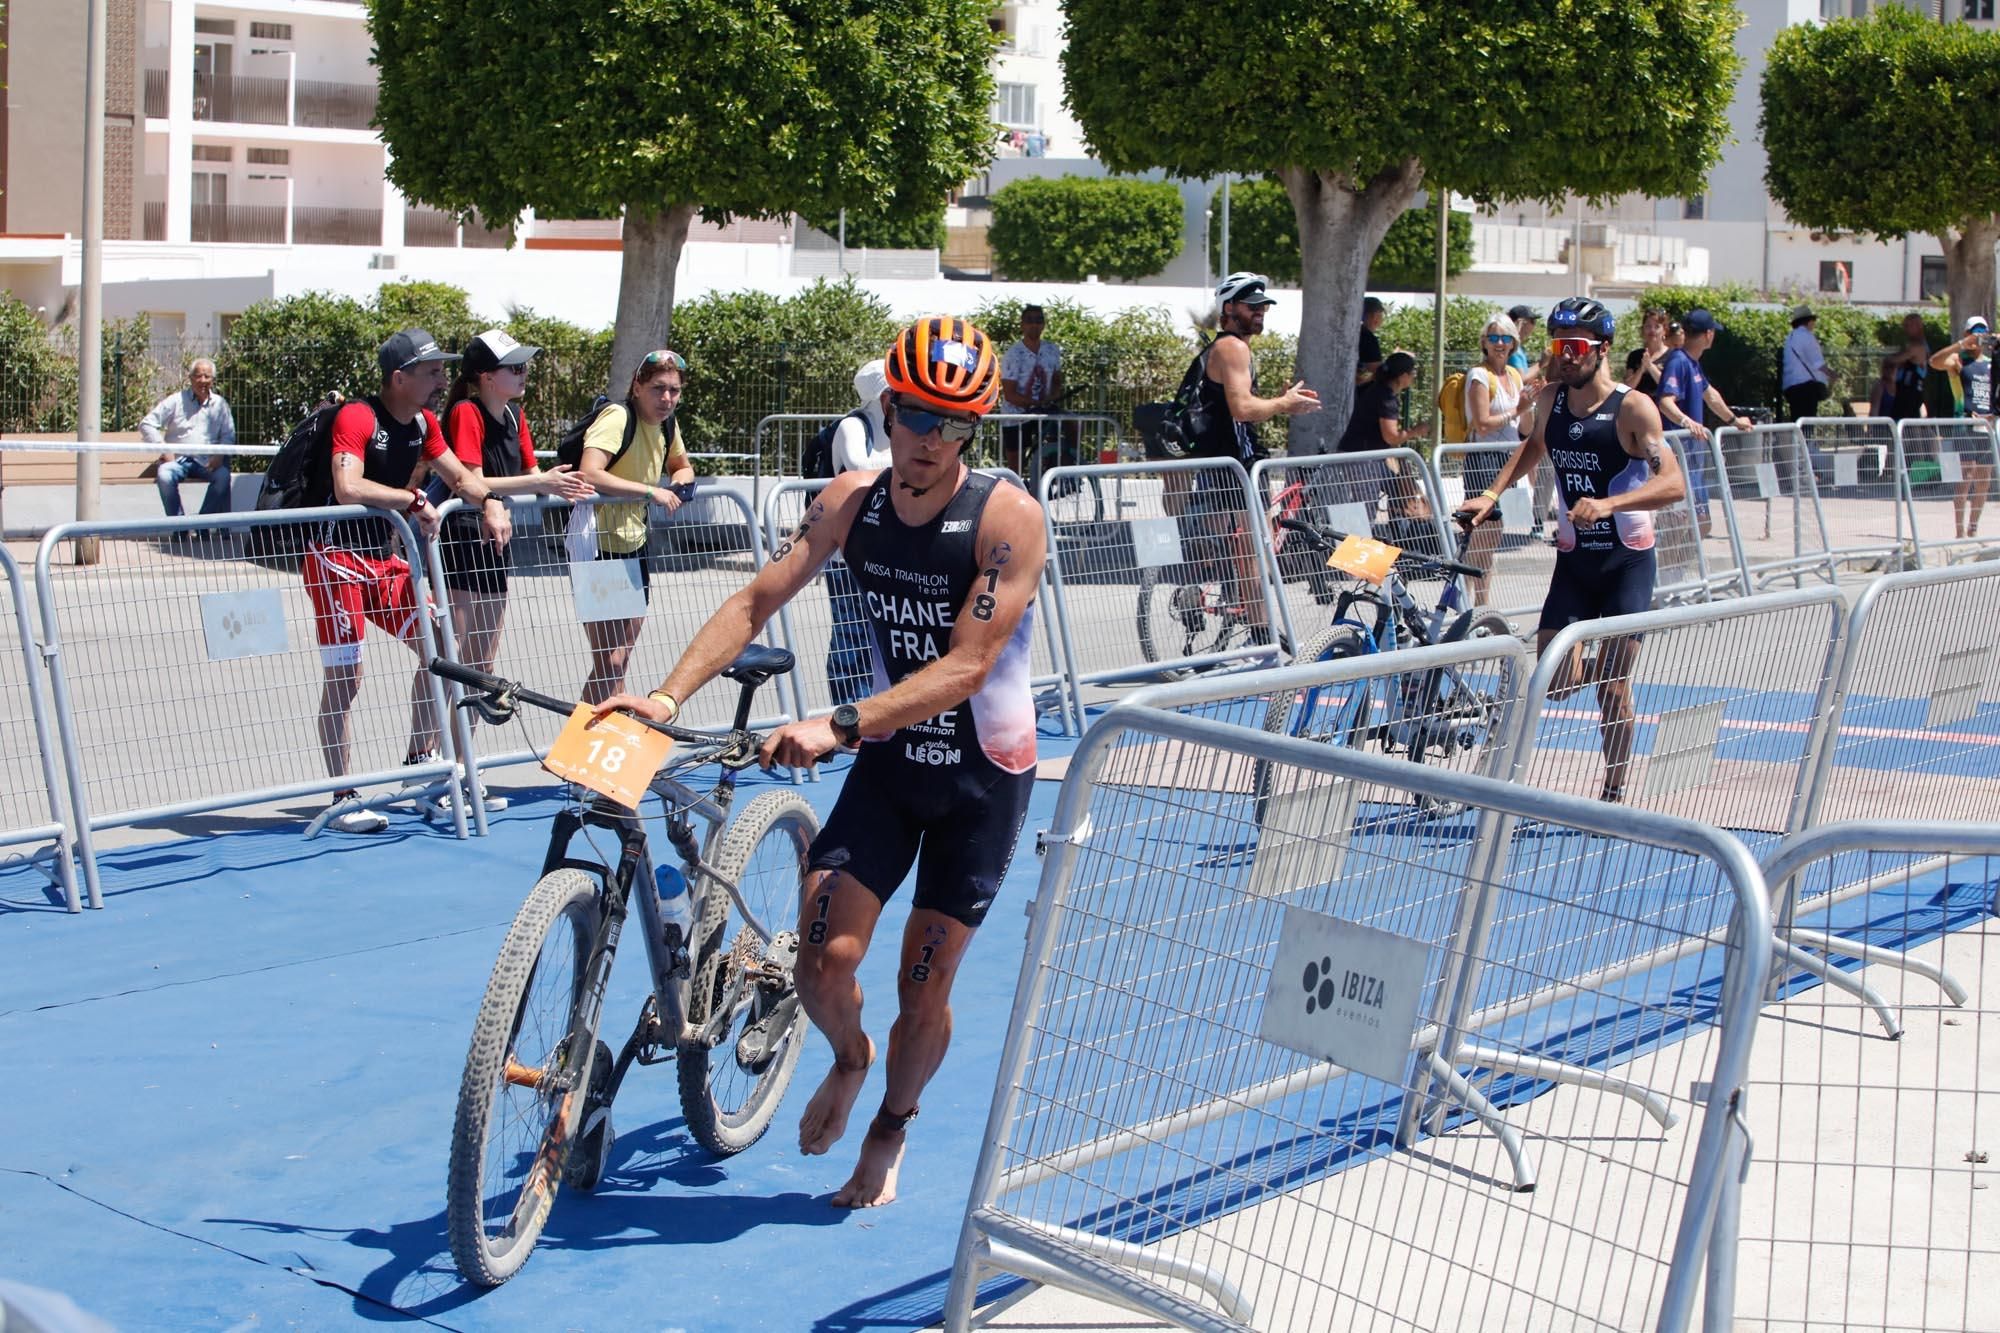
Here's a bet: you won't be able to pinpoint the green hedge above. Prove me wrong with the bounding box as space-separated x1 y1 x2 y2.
989 176 1185 282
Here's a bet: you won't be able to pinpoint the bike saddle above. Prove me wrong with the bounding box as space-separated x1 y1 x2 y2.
720 644 795 687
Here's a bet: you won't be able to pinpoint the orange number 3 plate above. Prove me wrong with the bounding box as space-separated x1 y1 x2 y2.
1327 534 1401 585
541 704 674 808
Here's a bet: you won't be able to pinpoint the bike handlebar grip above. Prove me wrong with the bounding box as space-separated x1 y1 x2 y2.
429 658 508 693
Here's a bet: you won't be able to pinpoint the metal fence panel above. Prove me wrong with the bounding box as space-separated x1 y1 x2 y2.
1433 443 1560 623
0 544 84 911
1037 459 1284 727
34 509 467 881
1247 450 1465 651
974 413 1125 524
1659 431 1743 603
1714 425 1838 590
1896 418 2000 568
1721 821 2000 1333
946 707 1770 1333
1796 417 1917 575
750 412 842 483
1503 589 1848 859
426 489 788 784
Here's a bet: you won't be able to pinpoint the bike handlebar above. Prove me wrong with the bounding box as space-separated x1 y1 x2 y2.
427 658 734 752
1275 517 1483 581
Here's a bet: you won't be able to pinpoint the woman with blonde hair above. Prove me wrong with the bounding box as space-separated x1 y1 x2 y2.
1459 310 1533 582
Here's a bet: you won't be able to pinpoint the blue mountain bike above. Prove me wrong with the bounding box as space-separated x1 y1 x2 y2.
1256 519 1515 816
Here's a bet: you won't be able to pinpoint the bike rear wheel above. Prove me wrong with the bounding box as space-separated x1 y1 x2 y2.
678 789 819 1156
447 868 602 1287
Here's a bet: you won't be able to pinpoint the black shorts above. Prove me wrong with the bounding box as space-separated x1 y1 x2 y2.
806 744 1035 928
596 544 651 604
1539 548 1656 634
439 515 510 595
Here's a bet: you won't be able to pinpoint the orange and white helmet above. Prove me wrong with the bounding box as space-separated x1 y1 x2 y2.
884 316 1001 416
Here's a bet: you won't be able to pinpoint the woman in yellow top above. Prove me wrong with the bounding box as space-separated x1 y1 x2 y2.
579 349 697 704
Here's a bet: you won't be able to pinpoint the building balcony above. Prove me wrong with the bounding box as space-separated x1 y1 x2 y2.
143 68 377 132
404 208 514 249
142 201 381 245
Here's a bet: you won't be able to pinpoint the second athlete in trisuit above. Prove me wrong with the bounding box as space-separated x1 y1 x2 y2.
1453 296 1685 803
596 317 1047 1208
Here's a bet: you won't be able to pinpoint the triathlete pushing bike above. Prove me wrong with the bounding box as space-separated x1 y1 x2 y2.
598 317 1046 1208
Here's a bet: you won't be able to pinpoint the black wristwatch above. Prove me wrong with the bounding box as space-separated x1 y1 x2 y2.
830 703 862 747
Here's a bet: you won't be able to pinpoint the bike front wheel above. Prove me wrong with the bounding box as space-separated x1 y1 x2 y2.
678 789 819 1156
1254 625 1369 825
447 867 602 1287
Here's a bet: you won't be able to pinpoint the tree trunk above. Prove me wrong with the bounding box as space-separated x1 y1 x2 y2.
1939 215 2000 339
607 201 698 397
1282 160 1424 456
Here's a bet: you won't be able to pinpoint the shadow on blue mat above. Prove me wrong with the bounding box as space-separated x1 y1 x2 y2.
211 1115 847 1324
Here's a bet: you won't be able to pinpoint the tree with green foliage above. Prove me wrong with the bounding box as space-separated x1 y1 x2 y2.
1064 0 1740 451
988 176 1185 282
1208 179 1470 290
216 292 380 442
1762 9 2000 336
369 0 994 394
0 295 62 432
372 280 482 348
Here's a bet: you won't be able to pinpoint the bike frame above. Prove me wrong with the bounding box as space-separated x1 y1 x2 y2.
1296 571 1478 751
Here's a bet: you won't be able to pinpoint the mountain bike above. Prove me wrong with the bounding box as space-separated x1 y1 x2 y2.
431 647 817 1287
1255 519 1514 816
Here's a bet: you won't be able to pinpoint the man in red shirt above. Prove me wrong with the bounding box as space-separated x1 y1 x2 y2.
309 328 512 833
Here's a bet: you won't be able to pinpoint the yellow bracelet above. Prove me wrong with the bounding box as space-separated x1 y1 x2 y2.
1479 489 1500 502
647 690 679 720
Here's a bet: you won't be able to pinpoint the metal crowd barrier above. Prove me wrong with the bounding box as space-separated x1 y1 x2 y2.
1661 430 1746 602
975 413 1124 524
1714 424 1838 590
1036 457 1285 727
34 508 468 890
1895 416 2000 568
1794 416 1917 575
759 469 1077 733
1503 587 1848 859
1247 448 1463 651
1433 442 1556 622
0 545 84 911
947 701 1771 1333
750 412 842 481
423 490 787 804
1717 820 2000 1333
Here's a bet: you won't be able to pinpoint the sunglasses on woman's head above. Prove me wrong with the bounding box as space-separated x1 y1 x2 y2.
640 349 687 372
891 396 980 443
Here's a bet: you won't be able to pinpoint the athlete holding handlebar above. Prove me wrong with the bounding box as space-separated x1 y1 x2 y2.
1453 297 1684 803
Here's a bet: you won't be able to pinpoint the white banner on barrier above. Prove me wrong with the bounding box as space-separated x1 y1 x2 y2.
1834 452 1860 489
1926 645 1994 729
1940 452 1964 485
1755 462 1780 499
199 589 288 661
1644 699 1726 797
570 558 647 624
1129 516 1185 570
1259 906 1428 1086
1498 484 1533 532
1247 779 1356 898
1325 501 1374 539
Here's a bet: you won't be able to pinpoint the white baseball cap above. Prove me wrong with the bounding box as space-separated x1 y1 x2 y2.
1965 315 1990 334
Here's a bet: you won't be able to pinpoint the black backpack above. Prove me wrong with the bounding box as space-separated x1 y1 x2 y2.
1157 334 1218 458
554 396 640 471
802 409 872 479
255 399 343 511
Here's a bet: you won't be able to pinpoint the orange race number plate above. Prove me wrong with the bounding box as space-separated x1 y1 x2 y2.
540 704 673 808
1327 533 1401 585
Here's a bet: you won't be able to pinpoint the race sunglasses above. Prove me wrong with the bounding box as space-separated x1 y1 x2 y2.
890 395 980 443
1549 337 1606 359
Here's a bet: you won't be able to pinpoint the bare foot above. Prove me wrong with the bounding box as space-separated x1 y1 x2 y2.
797 1036 873 1156
830 1121 907 1209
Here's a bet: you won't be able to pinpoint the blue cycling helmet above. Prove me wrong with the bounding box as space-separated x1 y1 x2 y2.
1547 296 1615 341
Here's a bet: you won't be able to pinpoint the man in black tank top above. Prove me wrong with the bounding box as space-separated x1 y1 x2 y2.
598 319 1046 1210
1454 298 1685 802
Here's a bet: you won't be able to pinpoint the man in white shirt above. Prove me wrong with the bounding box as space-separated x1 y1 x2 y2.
139 359 237 516
1781 306 1833 422
998 305 1066 476
825 358 893 703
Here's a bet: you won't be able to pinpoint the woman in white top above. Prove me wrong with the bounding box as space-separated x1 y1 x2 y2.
1460 310 1535 583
